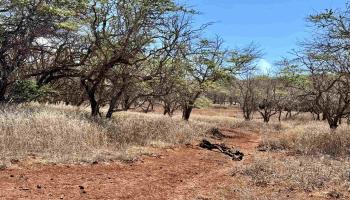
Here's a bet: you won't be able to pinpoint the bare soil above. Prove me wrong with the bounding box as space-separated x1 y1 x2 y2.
0 128 318 200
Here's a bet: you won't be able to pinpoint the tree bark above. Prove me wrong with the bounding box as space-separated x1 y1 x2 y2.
182 103 194 121
106 89 124 118
278 110 282 121
81 79 100 117
328 117 339 129
0 79 8 102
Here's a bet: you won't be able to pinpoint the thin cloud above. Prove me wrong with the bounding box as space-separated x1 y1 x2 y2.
257 59 272 74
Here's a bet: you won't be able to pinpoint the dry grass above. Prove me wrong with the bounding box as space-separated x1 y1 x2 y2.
1 103 350 199
0 103 213 164
227 112 350 199
232 155 350 199
259 120 350 157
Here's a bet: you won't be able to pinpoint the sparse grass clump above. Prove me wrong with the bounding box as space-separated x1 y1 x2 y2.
0 103 212 164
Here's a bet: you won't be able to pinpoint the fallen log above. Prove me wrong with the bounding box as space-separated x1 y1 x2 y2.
199 139 244 161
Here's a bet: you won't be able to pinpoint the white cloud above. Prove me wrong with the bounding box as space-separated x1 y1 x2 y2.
257 59 272 75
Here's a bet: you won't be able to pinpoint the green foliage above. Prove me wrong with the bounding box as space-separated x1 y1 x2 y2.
9 80 54 103
309 9 335 22
279 64 310 88
228 45 261 75
194 96 213 108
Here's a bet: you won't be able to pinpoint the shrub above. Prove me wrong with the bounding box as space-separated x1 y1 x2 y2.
195 96 213 108
8 80 54 103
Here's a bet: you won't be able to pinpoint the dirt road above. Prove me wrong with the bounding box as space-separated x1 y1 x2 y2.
0 129 260 200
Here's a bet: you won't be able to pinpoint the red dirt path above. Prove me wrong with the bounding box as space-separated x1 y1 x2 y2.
0 129 260 200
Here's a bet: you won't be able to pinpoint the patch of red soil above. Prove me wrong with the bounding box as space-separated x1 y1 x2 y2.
0 129 258 200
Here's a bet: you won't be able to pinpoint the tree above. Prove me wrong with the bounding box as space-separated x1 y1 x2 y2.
0 0 86 101
295 5 350 129
104 8 195 118
256 76 280 123
180 37 227 120
229 44 261 120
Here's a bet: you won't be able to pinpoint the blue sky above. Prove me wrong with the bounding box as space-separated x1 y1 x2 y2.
180 0 347 72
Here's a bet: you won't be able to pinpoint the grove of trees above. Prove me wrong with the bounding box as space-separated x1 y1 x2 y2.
2 0 350 129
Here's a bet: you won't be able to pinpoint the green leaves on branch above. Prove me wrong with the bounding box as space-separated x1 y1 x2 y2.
309 9 335 23
279 64 310 88
194 96 212 108
9 81 55 103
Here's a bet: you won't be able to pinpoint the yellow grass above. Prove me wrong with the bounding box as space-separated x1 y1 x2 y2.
2 103 350 199
0 103 214 164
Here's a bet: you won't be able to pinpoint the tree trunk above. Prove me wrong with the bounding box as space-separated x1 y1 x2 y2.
87 88 100 117
278 110 282 121
0 79 8 102
263 116 269 123
106 90 124 118
90 100 100 117
285 111 291 119
316 113 320 121
328 118 339 129
322 112 327 121
242 105 252 121
243 111 251 121
82 80 100 117
163 106 170 116
182 104 193 121
106 104 115 118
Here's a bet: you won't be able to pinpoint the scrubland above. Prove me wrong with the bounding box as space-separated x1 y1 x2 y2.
1 103 350 199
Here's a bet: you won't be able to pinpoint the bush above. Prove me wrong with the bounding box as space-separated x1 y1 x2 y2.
195 96 213 108
8 80 54 103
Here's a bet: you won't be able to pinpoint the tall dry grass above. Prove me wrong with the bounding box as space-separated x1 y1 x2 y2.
259 120 350 157
231 155 350 199
0 103 213 164
235 156 350 190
